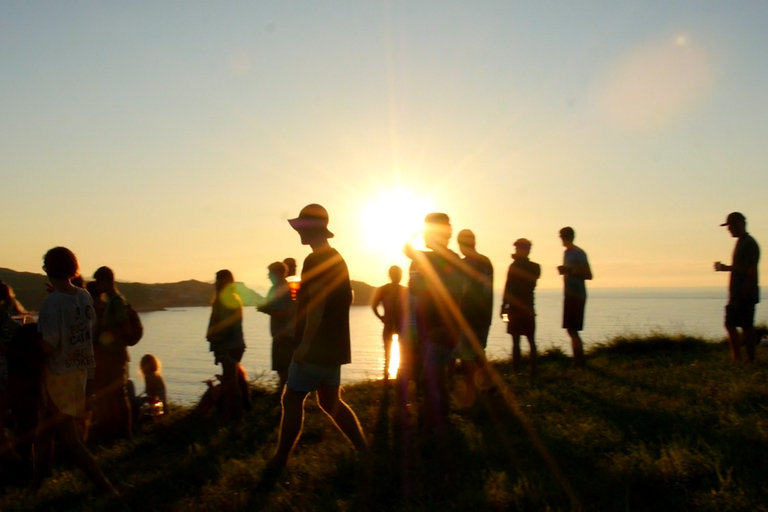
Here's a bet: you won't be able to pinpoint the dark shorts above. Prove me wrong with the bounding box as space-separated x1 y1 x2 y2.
272 336 297 372
507 311 536 337
725 303 756 328
562 296 586 331
286 361 341 393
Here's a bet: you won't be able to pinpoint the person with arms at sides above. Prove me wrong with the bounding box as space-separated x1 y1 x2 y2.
257 261 298 393
35 247 116 495
501 238 541 376
454 229 493 407
558 227 592 368
207 269 247 420
268 204 368 472
715 212 761 363
370 265 407 380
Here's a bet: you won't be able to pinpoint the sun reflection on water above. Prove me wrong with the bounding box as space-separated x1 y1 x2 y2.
387 334 400 380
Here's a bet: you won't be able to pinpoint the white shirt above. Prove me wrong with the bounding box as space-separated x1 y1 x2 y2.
38 289 96 374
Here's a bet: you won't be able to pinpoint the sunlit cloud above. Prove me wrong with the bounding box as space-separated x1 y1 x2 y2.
595 34 714 131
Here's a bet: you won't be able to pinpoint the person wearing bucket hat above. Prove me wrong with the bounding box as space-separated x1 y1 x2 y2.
501 238 541 375
269 204 368 471
714 212 761 363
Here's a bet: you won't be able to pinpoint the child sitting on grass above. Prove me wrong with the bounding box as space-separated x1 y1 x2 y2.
139 354 168 416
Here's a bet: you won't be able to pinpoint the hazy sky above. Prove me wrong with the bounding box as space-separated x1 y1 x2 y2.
2 2 767 293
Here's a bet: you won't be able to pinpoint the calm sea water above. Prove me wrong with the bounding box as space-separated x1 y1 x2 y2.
128 288 765 406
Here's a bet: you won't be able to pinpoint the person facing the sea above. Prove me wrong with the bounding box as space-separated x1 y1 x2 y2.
501 238 541 375
92 266 134 441
206 269 247 420
269 204 368 471
257 261 298 392
35 247 116 494
454 229 493 407
715 212 761 363
404 212 464 432
370 265 406 379
0 281 27 464
558 227 592 368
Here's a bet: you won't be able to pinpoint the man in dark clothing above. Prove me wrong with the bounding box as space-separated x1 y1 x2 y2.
405 212 464 431
715 212 761 363
269 204 368 471
455 229 493 406
501 238 541 375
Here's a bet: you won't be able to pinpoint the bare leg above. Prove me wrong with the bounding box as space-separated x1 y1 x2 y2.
743 326 756 363
316 386 368 452
56 414 115 494
220 358 243 421
568 329 585 368
511 334 522 372
726 325 741 362
527 334 537 376
270 388 309 468
458 360 477 407
383 333 393 379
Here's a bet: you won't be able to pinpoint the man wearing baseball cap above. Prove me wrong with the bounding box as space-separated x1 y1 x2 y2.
714 212 761 363
269 204 368 471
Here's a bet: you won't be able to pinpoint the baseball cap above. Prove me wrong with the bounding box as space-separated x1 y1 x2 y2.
720 212 746 227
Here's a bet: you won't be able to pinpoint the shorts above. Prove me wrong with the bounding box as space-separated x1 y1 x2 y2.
286 361 341 393
725 303 756 328
507 310 536 337
562 296 586 331
43 366 88 418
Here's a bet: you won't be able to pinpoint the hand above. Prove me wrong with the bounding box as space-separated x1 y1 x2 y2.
557 265 567 275
714 261 724 272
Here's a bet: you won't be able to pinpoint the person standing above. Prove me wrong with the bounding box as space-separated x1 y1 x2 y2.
35 247 115 494
257 261 297 392
715 212 761 363
269 204 368 471
558 227 592 368
455 229 493 406
501 238 541 375
92 266 133 440
404 213 464 432
370 265 406 379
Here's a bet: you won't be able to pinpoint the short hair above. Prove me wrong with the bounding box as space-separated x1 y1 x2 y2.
388 265 402 283
43 247 80 280
140 354 160 375
559 227 575 241
283 258 297 276
457 229 476 247
215 269 234 284
94 266 115 283
268 261 287 279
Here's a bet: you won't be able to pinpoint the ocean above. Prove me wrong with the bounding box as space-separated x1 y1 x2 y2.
128 287 765 406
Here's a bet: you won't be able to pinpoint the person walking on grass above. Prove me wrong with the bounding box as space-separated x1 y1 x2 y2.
715 212 760 363
558 227 592 368
370 265 406 379
502 238 541 375
269 204 368 471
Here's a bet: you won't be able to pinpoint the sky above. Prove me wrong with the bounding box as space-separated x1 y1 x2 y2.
2 1 767 294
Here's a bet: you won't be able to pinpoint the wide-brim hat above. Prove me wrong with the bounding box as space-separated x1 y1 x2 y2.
288 203 334 238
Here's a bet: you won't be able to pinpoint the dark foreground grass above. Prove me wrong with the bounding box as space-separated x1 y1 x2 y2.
3 335 768 511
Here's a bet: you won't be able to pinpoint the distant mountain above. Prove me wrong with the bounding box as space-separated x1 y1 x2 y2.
0 268 375 311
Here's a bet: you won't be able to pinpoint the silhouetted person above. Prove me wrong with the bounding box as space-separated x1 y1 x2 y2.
0 282 27 466
269 204 368 471
501 238 541 375
405 212 464 432
35 247 115 494
283 258 297 278
257 261 298 392
91 266 132 441
371 265 407 379
558 227 592 368
715 212 761 363
455 229 493 407
206 269 247 420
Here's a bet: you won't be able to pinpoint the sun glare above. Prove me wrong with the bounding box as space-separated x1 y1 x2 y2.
360 189 433 254
387 334 400 380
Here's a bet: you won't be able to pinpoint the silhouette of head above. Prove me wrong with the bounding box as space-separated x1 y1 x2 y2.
43 247 79 280
388 265 402 284
423 212 452 249
215 269 235 292
721 212 746 237
559 227 575 245
289 204 334 244
283 258 297 277
93 266 115 284
457 229 476 256
140 354 160 375
513 238 532 258
268 261 287 280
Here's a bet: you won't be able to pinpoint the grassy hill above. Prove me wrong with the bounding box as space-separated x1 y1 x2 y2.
3 334 768 511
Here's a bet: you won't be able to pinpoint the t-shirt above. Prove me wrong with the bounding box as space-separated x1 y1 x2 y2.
503 256 541 314
38 289 96 375
461 252 494 330
262 281 296 338
730 233 760 305
296 247 352 366
563 246 590 299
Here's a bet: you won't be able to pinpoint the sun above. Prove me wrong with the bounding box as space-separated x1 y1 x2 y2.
359 189 434 255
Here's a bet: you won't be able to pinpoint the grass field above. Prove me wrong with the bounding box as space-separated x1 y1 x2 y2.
3 334 768 511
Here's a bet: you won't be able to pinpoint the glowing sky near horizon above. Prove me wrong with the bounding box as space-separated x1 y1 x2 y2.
1 2 767 295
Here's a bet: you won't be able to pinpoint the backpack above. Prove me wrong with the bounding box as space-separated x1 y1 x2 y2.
124 303 144 346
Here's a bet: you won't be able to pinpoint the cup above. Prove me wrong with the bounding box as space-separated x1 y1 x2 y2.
286 276 301 301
